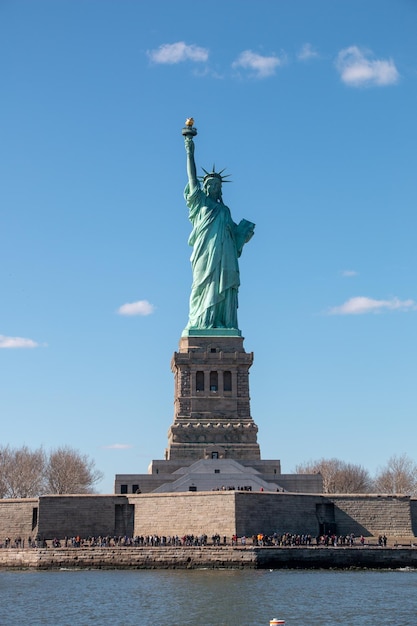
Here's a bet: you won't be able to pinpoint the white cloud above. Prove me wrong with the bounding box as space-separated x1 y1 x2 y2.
232 50 283 78
148 42 209 64
328 296 416 315
341 270 358 277
0 335 39 349
117 300 155 316
335 46 399 87
298 43 319 61
102 443 133 450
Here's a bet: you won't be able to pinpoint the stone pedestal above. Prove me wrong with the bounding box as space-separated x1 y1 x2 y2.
166 333 261 461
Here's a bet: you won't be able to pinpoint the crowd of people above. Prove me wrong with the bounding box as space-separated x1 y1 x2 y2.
1 531 390 549
251 532 360 546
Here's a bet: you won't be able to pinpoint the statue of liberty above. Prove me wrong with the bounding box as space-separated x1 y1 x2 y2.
182 119 255 333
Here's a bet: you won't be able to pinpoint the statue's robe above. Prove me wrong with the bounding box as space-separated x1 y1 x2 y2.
184 184 254 330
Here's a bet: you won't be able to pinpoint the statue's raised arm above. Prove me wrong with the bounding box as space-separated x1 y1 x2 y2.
182 118 198 195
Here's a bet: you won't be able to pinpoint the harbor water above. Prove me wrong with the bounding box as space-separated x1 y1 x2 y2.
0 568 416 625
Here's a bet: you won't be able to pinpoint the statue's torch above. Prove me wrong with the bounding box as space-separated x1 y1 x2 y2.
182 117 197 138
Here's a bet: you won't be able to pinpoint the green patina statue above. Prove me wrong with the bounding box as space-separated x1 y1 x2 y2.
182 119 255 333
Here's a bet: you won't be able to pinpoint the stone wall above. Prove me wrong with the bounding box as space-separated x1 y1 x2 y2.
133 492 329 538
329 495 415 537
255 546 417 569
132 491 237 537
1 493 416 543
133 492 417 539
38 495 132 538
234 492 325 536
277 474 323 493
410 499 417 536
0 546 256 569
2 546 417 570
0 499 38 541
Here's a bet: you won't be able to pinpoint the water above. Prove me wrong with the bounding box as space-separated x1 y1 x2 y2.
0 568 416 625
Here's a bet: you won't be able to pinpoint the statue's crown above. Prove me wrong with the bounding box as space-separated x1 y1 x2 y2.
200 166 231 184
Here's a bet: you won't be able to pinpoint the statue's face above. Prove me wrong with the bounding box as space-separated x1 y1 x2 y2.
204 177 222 200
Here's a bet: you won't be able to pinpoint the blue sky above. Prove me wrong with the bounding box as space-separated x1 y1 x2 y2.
1 0 416 493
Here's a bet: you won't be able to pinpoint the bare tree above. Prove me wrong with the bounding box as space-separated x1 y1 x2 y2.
0 447 8 498
332 462 372 494
45 446 103 494
373 453 417 496
295 457 372 494
0 445 46 498
0 445 103 497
